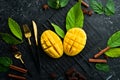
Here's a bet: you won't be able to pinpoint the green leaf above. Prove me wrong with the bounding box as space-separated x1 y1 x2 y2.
51 23 65 38
8 18 22 40
60 0 70 7
0 33 23 45
0 57 12 72
48 0 69 9
105 0 115 16
95 63 110 72
107 31 120 48
66 2 84 31
48 0 59 9
90 0 104 14
0 57 13 67
105 48 120 58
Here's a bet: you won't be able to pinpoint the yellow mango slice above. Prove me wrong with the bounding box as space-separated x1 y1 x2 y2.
63 28 87 56
41 30 63 58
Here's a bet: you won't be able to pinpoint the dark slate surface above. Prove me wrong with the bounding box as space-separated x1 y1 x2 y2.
0 0 120 80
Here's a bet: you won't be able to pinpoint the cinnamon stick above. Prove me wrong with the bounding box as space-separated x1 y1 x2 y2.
89 58 107 63
81 1 89 8
94 46 110 58
9 65 27 73
8 74 26 80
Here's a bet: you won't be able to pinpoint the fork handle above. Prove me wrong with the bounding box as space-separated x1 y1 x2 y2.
28 38 31 45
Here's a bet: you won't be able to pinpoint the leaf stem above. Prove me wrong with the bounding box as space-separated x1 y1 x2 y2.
94 46 110 58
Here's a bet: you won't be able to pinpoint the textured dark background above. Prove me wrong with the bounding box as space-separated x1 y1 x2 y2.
0 0 120 80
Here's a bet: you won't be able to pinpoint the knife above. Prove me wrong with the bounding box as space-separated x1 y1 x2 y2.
32 20 41 73
32 20 38 46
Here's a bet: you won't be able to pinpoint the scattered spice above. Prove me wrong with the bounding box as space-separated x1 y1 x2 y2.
50 73 65 80
66 67 76 77
82 9 93 16
11 45 19 52
8 74 26 80
87 10 93 16
81 1 89 8
42 4 49 10
89 58 107 63
9 65 27 73
50 72 58 79
65 67 87 80
50 67 86 80
82 9 88 14
75 72 86 80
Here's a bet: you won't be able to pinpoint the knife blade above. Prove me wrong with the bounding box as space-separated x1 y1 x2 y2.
32 20 41 74
32 20 38 46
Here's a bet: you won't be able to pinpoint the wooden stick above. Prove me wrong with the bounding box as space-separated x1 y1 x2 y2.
81 1 89 8
8 74 26 80
9 65 27 73
89 58 107 63
94 46 110 58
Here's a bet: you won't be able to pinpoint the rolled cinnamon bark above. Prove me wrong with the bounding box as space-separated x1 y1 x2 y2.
81 1 89 8
94 46 110 58
89 58 107 63
9 65 27 73
8 74 26 80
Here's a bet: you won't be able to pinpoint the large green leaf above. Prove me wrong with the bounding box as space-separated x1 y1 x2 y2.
107 31 120 48
51 23 65 38
0 57 12 72
48 0 69 9
95 63 110 72
105 0 115 16
0 33 23 45
8 18 22 40
90 0 104 14
105 48 120 58
0 57 13 67
66 2 84 31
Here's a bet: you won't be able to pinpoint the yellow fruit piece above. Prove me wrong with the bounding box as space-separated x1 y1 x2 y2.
41 30 63 58
63 28 87 56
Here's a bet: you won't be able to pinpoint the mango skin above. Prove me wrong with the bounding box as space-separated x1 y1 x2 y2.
63 28 87 56
41 30 63 58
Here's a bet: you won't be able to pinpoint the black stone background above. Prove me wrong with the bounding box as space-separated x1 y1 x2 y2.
0 0 120 80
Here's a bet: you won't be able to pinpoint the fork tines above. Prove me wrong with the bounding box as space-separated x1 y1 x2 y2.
23 24 32 45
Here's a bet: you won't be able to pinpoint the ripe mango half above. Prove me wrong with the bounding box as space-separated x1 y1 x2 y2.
63 28 87 56
41 30 63 58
